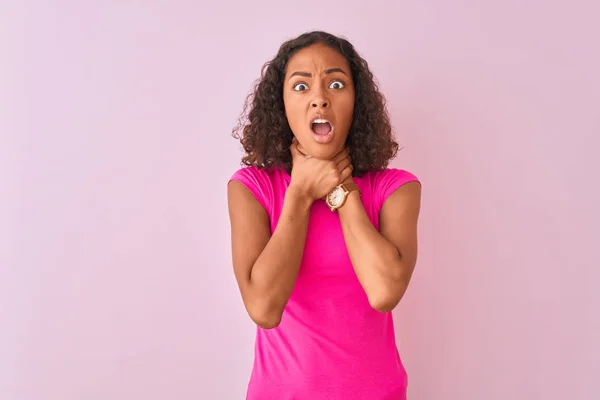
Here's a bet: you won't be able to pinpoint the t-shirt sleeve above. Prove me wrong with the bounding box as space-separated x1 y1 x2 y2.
374 168 421 211
228 167 271 213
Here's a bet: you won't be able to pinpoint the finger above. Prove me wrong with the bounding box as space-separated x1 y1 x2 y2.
291 141 312 160
296 143 310 157
290 140 301 155
333 148 350 164
339 164 353 183
329 147 344 161
337 157 352 173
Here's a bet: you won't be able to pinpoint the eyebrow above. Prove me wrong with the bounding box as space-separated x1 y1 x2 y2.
288 68 348 80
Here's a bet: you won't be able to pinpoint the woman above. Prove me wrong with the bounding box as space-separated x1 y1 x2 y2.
228 31 421 400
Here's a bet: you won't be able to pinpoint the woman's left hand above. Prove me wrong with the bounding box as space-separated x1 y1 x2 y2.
295 142 354 194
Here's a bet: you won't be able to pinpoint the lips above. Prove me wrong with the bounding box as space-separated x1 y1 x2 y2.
311 117 333 136
309 116 335 144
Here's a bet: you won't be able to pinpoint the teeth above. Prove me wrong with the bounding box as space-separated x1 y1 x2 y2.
313 119 329 124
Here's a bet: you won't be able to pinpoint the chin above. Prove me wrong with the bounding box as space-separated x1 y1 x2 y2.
305 144 341 160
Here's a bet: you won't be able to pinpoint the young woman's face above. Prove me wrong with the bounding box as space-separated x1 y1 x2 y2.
283 43 355 160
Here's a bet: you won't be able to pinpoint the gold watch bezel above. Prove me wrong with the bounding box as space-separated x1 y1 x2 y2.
325 183 360 211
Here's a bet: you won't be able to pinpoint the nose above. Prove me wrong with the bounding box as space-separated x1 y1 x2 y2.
311 98 328 108
311 91 329 108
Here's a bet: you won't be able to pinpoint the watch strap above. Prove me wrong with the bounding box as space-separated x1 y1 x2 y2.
340 182 360 194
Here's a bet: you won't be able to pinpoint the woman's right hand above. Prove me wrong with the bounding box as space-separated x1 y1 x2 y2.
288 139 353 202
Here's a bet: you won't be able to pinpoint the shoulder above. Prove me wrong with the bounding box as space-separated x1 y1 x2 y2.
229 165 288 187
369 168 420 186
363 168 421 203
359 168 421 214
228 166 285 213
230 165 270 185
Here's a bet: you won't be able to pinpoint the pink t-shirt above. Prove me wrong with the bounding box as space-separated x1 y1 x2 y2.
230 166 420 400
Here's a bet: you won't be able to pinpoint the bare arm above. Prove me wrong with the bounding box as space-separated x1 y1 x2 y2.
338 181 421 312
227 181 312 329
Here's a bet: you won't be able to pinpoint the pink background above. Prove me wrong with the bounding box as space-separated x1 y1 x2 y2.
2 1 599 399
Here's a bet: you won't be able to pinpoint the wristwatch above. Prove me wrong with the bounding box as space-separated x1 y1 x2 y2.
325 182 360 212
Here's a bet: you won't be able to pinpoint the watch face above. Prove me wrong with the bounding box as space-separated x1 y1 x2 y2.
327 187 344 207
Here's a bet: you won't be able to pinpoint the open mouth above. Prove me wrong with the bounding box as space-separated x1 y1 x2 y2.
311 118 333 136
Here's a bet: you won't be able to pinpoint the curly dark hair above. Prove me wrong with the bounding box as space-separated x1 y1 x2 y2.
232 31 399 176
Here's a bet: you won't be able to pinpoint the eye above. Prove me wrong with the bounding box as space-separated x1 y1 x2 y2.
293 83 309 91
329 80 345 89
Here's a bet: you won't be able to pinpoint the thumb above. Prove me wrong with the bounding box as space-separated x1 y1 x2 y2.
296 143 309 157
290 139 301 157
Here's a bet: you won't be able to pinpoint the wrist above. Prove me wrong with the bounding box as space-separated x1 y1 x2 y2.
286 184 314 210
341 176 355 186
337 189 363 217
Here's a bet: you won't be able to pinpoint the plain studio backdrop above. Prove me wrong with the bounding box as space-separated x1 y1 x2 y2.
1 1 599 399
